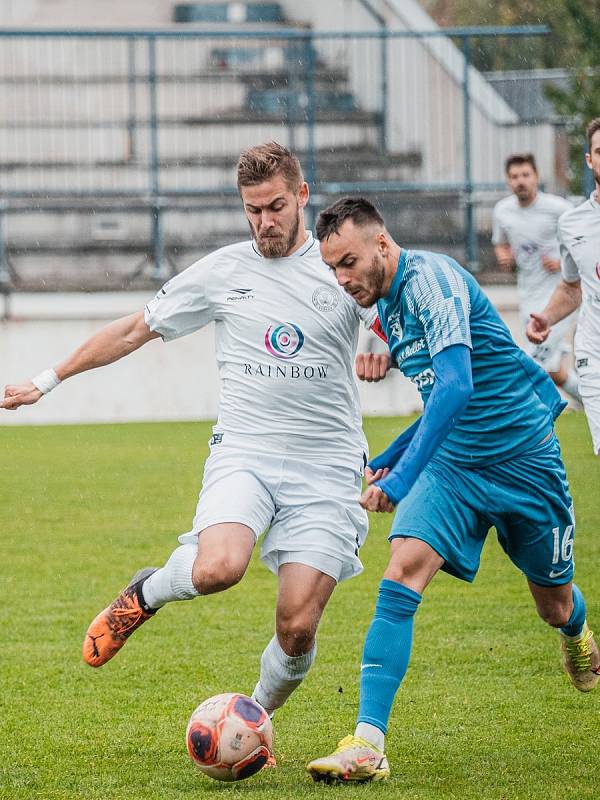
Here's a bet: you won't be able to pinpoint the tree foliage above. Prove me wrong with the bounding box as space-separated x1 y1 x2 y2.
422 0 591 72
422 0 600 190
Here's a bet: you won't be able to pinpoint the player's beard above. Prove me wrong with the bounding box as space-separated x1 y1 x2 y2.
251 206 301 259
357 254 386 306
515 185 534 203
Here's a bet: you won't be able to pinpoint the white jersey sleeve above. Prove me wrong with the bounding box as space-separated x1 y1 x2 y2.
558 217 582 283
144 253 219 341
358 303 378 329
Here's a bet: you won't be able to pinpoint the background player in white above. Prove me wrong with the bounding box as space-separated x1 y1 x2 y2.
528 118 600 456
493 153 581 404
0 143 380 735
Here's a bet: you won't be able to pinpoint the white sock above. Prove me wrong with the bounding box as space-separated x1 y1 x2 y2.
251 636 316 715
562 371 582 404
141 543 199 609
355 722 385 752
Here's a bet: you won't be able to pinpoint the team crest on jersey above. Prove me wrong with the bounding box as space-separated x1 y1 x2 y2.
312 285 340 312
264 322 305 360
388 312 403 339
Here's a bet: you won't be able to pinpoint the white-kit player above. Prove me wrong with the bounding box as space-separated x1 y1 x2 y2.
528 119 600 455
493 153 581 404
1 143 386 730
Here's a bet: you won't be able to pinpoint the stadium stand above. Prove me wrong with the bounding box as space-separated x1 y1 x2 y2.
0 0 563 290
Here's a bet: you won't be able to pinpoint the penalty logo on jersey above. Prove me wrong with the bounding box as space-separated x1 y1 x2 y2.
264 323 305 360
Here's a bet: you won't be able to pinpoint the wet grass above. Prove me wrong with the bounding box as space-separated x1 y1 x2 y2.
0 413 598 799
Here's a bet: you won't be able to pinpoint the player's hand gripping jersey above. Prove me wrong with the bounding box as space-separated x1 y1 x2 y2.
145 234 376 469
376 249 565 470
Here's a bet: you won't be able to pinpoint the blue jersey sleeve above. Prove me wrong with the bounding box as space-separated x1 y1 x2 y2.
376 344 474 505
368 417 421 472
405 256 472 358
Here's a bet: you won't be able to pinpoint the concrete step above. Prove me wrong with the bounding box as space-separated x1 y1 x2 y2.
1 153 422 195
6 237 475 292
4 195 462 250
0 118 381 167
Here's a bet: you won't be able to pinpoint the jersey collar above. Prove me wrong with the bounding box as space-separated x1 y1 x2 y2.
251 231 316 258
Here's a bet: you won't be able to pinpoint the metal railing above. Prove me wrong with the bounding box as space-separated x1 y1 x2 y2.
0 24 552 307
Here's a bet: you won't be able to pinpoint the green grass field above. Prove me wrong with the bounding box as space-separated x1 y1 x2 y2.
1 414 599 800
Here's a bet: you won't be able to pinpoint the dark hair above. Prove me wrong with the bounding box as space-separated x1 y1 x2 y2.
316 197 385 242
586 118 600 149
505 153 537 174
236 141 303 192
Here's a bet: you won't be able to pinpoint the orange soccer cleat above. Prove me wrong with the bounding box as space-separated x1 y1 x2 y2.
82 567 158 668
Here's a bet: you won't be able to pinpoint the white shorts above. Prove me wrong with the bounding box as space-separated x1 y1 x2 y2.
178 438 369 582
522 312 571 374
576 356 600 455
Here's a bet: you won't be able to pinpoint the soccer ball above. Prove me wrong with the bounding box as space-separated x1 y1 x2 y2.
186 693 273 782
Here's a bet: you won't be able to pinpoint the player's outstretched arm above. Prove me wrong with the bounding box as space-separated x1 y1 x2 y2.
366 417 422 482
1 311 160 411
361 344 473 513
526 279 582 344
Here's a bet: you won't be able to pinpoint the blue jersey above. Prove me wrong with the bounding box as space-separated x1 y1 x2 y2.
377 249 565 467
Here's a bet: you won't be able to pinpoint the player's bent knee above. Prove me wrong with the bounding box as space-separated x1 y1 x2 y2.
384 557 433 593
192 558 247 594
536 601 572 628
276 615 316 654
384 538 443 593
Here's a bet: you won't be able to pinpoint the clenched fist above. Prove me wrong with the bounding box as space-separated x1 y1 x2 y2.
355 352 392 382
359 484 395 513
1 382 43 410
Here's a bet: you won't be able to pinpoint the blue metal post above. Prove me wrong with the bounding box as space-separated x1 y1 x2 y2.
380 31 388 153
147 35 164 280
304 34 317 228
462 35 478 272
284 36 297 153
127 37 137 160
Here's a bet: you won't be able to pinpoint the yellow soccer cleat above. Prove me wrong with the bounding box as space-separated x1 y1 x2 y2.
560 621 600 692
306 735 390 783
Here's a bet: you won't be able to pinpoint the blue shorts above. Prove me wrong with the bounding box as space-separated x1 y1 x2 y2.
389 433 575 587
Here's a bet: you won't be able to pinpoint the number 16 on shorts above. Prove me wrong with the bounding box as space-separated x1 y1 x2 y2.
550 523 574 580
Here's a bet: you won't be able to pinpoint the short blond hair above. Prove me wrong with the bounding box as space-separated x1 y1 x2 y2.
236 142 303 192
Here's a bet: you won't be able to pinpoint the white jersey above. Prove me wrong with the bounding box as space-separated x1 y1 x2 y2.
492 191 572 311
144 233 376 469
559 192 600 361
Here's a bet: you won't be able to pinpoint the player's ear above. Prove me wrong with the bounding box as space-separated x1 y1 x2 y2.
377 231 389 256
297 181 309 209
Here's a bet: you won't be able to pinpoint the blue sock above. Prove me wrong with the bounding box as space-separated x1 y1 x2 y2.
560 584 586 637
357 579 422 735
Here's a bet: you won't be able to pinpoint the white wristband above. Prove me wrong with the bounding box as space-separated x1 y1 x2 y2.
31 368 61 395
